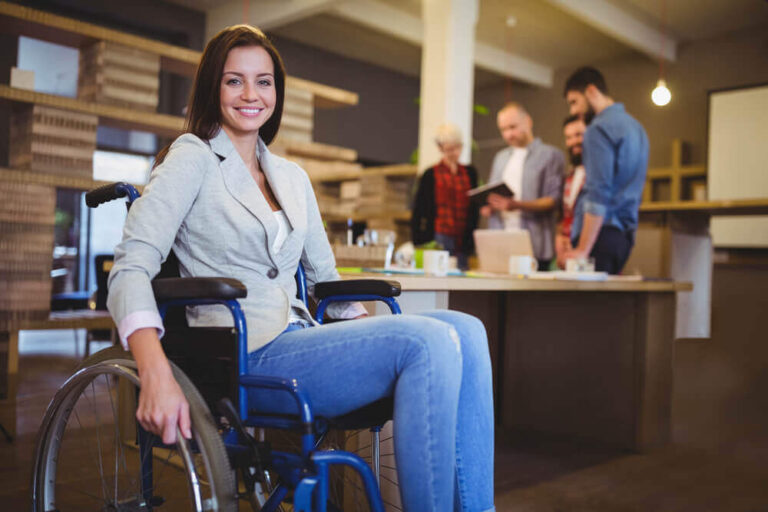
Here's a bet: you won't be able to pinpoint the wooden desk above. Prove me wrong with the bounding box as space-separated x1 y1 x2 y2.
343 272 691 452
0 310 115 437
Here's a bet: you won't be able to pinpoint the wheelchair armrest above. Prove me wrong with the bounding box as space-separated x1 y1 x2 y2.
313 279 401 299
152 277 247 302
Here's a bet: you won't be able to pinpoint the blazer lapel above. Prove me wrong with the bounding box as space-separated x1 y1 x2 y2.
258 139 304 238
211 130 279 256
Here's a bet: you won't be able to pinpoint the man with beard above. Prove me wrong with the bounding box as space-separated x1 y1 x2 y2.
482 102 565 271
562 67 648 274
555 114 586 269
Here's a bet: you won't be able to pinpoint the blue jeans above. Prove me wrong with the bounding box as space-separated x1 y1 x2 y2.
247 310 495 512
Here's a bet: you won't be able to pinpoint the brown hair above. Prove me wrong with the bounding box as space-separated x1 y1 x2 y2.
155 24 286 166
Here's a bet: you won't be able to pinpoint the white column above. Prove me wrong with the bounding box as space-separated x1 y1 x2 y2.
417 0 478 173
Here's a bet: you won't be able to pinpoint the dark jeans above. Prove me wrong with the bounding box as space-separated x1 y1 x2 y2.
537 259 552 272
588 225 634 274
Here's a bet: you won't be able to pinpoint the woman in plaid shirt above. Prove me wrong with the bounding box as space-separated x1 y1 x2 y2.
411 124 479 270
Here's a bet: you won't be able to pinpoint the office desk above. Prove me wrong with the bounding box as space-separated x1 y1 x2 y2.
342 272 692 452
0 310 115 437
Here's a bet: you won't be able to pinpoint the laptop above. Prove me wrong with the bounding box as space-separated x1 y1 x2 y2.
473 229 534 273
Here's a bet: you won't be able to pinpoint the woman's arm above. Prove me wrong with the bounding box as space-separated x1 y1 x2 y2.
108 135 213 442
129 328 191 444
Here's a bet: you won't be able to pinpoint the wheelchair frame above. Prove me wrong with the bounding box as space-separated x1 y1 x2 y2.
32 182 404 512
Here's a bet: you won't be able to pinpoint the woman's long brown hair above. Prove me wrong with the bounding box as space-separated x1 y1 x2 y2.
154 24 286 167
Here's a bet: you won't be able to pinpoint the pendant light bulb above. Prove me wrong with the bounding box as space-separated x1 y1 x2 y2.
652 79 672 106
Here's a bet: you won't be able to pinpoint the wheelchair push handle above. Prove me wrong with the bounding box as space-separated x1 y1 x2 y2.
85 182 140 208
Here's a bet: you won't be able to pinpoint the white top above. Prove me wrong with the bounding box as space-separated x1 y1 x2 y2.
272 209 291 252
501 147 528 230
564 165 586 211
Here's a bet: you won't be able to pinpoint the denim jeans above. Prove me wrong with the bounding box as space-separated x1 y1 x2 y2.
247 310 495 512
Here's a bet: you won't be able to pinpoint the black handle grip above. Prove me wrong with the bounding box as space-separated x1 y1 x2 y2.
85 182 134 208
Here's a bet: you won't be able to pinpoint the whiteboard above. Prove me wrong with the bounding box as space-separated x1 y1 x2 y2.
708 85 768 247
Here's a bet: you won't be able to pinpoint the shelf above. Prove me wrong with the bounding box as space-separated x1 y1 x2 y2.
0 84 183 137
363 164 418 177
640 198 768 216
0 85 358 160
276 139 357 162
0 1 358 108
323 211 411 223
646 166 706 179
0 166 136 192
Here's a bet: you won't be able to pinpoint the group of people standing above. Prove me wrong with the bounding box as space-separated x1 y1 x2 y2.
411 67 649 275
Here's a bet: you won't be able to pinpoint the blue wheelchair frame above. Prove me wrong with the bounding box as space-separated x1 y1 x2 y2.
91 182 400 512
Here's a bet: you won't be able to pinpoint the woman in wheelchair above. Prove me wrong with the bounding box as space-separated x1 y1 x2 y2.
106 25 494 512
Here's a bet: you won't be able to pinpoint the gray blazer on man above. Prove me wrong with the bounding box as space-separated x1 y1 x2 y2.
107 129 350 353
487 138 565 261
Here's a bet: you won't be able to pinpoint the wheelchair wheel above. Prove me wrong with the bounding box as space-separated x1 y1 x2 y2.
32 346 237 511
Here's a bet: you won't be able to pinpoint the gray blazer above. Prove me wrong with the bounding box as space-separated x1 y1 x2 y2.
107 129 349 353
487 138 565 261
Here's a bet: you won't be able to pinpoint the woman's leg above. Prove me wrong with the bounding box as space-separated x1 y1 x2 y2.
247 314 463 511
417 310 495 512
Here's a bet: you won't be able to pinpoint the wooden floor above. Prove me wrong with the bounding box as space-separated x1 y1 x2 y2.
2 265 768 511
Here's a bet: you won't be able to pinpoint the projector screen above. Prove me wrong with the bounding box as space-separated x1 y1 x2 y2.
708 84 768 247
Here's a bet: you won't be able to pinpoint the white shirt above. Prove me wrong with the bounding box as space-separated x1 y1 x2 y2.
272 210 291 252
501 147 528 231
564 165 585 212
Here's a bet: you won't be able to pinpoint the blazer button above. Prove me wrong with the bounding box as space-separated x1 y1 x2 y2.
267 268 279 279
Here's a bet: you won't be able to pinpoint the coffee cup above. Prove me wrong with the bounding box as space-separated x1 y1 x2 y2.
508 255 537 276
423 250 450 276
565 257 595 273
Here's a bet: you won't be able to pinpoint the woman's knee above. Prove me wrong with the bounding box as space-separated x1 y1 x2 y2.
389 315 463 376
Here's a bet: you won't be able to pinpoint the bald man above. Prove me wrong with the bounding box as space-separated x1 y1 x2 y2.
481 102 565 270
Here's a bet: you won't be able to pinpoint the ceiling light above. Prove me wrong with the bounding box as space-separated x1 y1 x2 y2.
505 15 517 28
651 79 671 106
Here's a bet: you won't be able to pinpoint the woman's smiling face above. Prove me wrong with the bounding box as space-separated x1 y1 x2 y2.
219 45 276 140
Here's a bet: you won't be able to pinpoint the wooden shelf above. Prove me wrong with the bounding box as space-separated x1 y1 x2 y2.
0 1 358 108
0 84 183 137
646 166 706 179
363 164 418 177
277 139 357 162
0 85 358 160
0 166 142 192
309 170 362 183
323 211 411 223
640 198 768 216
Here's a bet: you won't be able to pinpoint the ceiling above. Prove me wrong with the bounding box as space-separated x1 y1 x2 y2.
165 0 768 88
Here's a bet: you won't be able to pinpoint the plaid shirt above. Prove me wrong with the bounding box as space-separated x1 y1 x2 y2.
433 162 472 249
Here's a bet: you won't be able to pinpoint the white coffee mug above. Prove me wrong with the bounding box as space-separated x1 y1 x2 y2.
423 250 450 276
508 255 537 276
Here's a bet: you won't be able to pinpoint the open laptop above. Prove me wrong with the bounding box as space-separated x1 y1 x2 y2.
473 229 534 273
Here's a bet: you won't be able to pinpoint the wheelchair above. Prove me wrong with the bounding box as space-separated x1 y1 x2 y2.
31 182 404 511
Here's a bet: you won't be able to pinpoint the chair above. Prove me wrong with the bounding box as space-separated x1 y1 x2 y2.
32 182 400 511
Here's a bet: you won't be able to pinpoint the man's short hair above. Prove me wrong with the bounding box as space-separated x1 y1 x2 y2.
562 114 582 128
563 67 608 96
498 101 528 118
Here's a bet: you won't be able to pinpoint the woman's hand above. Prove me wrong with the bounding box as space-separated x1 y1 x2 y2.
136 362 191 444
128 328 192 444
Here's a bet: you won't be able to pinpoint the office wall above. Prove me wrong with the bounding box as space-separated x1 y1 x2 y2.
472 25 768 182
271 36 420 165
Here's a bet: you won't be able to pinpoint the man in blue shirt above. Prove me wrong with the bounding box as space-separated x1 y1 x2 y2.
562 67 649 274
